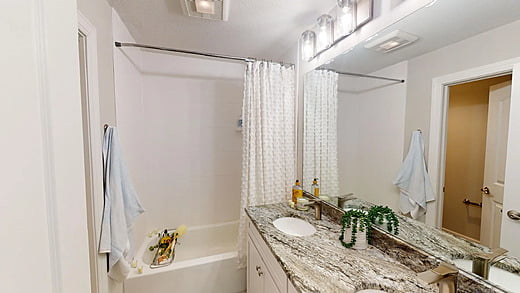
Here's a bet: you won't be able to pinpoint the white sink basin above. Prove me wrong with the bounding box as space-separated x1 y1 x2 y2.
452 259 520 292
272 217 316 237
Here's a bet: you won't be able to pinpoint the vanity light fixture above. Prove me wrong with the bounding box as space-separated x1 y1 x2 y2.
316 14 335 52
335 0 356 38
364 30 418 53
300 30 317 61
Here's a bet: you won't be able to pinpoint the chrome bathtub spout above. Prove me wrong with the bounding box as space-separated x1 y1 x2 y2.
472 247 508 279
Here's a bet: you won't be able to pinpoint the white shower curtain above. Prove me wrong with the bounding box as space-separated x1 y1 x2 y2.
238 61 296 267
303 70 340 197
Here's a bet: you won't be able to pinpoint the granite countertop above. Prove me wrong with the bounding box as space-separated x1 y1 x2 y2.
246 203 438 293
343 198 520 274
396 215 520 274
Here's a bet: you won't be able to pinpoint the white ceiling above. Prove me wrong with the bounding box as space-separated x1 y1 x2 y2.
108 0 336 61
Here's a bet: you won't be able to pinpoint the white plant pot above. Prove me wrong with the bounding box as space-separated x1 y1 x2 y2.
344 225 368 250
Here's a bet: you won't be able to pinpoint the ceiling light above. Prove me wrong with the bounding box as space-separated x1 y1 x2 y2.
182 0 229 21
195 0 215 14
364 30 418 53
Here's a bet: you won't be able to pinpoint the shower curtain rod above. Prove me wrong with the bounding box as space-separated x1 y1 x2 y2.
115 41 293 66
115 42 402 82
333 70 405 83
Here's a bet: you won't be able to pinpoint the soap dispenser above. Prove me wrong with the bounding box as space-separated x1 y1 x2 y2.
291 180 303 204
311 178 319 197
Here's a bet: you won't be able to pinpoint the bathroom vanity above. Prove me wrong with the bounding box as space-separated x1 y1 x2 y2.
246 201 515 292
246 203 438 292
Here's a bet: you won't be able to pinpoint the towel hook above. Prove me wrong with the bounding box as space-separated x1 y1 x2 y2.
104 124 109 132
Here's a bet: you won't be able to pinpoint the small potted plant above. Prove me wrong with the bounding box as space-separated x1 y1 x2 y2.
339 206 399 250
339 209 370 249
367 205 399 236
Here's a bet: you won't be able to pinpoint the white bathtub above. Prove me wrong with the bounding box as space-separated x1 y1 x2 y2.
124 221 246 293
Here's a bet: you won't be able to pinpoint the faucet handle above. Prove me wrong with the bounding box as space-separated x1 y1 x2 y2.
474 247 508 261
418 262 458 284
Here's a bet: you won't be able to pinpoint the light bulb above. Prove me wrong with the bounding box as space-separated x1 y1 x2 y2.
316 14 334 52
336 0 356 38
300 30 316 61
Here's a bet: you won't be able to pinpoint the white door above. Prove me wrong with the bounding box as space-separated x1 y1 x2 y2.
501 65 520 258
480 81 511 248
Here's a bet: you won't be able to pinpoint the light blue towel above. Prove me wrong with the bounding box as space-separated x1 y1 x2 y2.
99 126 144 281
393 130 435 219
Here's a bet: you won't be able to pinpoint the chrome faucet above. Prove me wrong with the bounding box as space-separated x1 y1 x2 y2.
472 247 508 279
305 201 322 220
418 262 458 293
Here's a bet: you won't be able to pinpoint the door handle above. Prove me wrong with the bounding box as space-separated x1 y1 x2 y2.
481 186 490 195
507 210 520 221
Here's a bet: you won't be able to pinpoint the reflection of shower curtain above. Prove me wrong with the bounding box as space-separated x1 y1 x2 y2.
303 70 339 197
238 61 296 267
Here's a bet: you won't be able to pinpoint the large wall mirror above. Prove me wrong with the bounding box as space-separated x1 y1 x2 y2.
302 0 520 291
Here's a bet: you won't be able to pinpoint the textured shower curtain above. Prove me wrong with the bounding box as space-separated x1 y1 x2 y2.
238 61 296 267
303 70 340 197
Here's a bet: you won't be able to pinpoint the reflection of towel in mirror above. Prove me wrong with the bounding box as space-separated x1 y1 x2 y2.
393 130 435 219
99 126 145 281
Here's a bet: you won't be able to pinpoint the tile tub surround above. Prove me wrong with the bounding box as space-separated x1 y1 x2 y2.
246 204 437 293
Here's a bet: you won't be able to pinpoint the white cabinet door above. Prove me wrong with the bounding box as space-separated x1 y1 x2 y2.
248 240 264 293
264 271 281 293
248 237 282 293
287 280 299 293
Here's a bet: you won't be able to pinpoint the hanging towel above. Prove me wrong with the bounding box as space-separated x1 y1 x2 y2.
99 126 145 281
393 130 435 219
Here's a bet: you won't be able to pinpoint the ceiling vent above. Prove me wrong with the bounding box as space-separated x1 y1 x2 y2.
181 0 229 21
364 30 418 53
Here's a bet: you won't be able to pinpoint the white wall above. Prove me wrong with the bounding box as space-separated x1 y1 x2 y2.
112 13 244 246
337 61 408 210
405 19 520 156
1 1 91 292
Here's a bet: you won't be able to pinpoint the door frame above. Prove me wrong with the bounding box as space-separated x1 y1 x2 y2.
427 57 520 232
77 11 108 293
